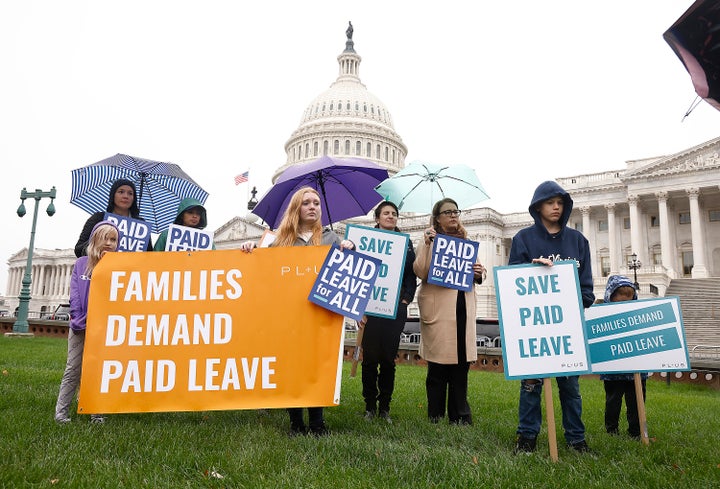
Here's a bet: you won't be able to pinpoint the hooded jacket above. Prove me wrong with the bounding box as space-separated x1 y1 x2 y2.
603 274 638 303
153 197 211 251
508 180 595 308
600 274 646 381
69 220 119 331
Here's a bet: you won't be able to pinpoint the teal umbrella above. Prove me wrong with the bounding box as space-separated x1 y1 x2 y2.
374 162 489 213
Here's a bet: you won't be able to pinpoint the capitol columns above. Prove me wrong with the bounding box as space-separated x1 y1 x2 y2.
654 191 675 279
687 187 708 278
605 202 618 275
579 206 595 274
627 194 643 265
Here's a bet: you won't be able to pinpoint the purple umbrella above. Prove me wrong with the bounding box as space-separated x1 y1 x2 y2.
252 156 389 229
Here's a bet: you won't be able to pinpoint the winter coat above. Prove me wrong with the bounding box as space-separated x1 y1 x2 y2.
413 239 479 364
74 178 151 257
600 274 647 381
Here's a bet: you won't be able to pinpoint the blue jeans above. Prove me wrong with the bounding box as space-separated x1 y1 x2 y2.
517 376 586 444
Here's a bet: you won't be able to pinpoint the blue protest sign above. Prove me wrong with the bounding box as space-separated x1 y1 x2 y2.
345 224 409 318
494 261 591 379
584 297 689 373
104 213 151 252
309 245 382 321
427 234 478 292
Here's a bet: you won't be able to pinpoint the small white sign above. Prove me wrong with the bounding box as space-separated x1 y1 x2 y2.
164 224 213 251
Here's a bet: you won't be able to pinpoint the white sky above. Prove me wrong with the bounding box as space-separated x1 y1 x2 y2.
1 0 718 294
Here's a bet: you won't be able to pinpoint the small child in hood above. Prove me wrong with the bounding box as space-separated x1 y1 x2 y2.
154 198 214 251
601 274 647 439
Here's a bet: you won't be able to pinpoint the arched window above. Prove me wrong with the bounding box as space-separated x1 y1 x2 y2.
367 142 371 157
334 140 340 154
376 144 381 158
314 141 319 156
322 103 326 112
346 102 350 110
384 147 388 160
364 104 368 113
329 102 334 111
345 140 350 154
323 140 329 155
305 143 310 158
356 141 361 155
355 102 359 111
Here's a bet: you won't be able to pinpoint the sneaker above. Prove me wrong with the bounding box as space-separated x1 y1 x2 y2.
378 411 392 424
364 410 376 421
90 416 106 424
568 440 592 453
55 416 71 424
514 436 537 454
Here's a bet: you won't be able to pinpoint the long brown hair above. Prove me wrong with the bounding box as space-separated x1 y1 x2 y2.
274 187 324 247
431 197 467 239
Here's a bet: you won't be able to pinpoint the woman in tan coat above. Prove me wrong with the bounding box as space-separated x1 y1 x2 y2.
413 198 485 424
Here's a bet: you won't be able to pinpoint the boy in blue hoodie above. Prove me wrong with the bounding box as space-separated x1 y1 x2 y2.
601 275 647 439
509 181 595 454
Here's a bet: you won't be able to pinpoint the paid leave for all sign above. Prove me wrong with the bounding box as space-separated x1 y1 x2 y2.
427 234 478 292
105 213 151 252
345 225 409 319
309 245 382 321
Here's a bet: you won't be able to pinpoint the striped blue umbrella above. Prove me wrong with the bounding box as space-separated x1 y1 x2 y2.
70 154 209 234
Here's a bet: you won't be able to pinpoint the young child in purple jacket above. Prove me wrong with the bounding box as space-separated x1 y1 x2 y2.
55 220 119 424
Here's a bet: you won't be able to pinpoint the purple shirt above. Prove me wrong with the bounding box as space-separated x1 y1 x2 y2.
69 256 91 331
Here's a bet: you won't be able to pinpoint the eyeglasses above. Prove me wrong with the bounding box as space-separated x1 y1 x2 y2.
439 209 462 217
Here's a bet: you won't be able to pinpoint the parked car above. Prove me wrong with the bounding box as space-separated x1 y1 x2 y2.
42 303 70 321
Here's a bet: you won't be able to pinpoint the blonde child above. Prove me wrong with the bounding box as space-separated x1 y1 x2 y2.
55 220 119 423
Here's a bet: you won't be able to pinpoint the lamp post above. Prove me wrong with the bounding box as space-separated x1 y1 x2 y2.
11 187 56 335
629 252 642 291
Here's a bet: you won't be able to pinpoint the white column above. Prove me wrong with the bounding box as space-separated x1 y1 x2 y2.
655 191 675 278
48 266 56 297
37 265 46 298
687 188 708 277
580 206 595 275
628 195 643 262
606 203 618 275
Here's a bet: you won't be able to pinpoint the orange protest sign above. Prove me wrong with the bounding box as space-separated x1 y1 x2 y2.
77 246 344 414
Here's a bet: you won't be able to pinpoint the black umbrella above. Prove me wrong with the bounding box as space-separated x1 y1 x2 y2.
664 0 720 112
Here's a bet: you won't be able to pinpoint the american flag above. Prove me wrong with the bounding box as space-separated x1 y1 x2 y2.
234 171 249 185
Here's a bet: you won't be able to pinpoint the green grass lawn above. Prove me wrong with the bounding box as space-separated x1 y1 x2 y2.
1 336 719 488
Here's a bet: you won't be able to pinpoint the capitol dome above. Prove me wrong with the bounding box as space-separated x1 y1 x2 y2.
273 23 407 182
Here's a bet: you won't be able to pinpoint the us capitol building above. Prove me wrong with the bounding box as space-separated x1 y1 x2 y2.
4 26 720 347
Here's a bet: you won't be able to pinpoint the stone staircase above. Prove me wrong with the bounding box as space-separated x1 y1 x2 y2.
664 278 720 350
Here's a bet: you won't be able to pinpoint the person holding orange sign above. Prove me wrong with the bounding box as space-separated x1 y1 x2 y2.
240 186 355 436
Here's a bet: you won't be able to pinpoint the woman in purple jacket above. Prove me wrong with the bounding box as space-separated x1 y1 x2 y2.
55 220 119 424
